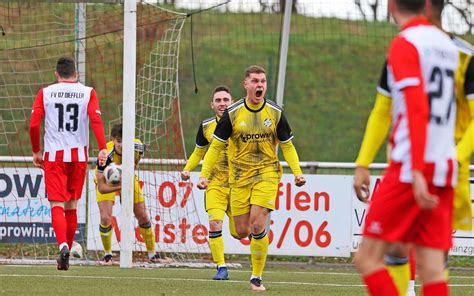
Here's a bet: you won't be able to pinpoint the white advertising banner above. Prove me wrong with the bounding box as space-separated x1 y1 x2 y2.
0 167 86 243
87 171 353 257
350 176 474 256
86 171 473 256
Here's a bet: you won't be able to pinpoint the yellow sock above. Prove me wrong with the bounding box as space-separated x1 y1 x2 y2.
250 230 269 278
99 224 113 254
139 222 156 253
444 268 449 280
209 230 225 266
387 261 410 295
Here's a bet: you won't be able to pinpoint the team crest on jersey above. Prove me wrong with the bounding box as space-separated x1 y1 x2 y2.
263 118 272 127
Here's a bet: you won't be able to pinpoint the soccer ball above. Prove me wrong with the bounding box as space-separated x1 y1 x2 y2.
104 163 122 185
70 241 83 259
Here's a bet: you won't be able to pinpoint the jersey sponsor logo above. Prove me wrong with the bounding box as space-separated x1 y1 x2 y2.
240 132 272 143
367 221 382 235
263 118 272 127
50 92 85 99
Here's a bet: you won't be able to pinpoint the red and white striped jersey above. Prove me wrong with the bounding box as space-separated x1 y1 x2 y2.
29 81 106 162
387 17 459 187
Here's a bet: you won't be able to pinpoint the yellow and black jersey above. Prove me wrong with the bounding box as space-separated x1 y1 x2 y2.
213 98 293 187
452 36 474 143
376 61 391 98
195 116 229 187
96 139 144 173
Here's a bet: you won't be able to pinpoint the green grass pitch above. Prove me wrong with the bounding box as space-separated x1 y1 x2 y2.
1 265 473 295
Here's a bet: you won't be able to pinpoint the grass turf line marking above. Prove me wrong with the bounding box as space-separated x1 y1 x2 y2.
1 273 474 287
0 273 366 287
3 265 474 279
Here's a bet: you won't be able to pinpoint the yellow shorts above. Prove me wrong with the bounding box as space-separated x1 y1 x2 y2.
205 186 230 221
230 178 279 217
96 175 144 204
453 159 473 231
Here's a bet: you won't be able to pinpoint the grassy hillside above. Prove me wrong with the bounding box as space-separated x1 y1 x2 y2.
2 4 473 163
178 12 398 162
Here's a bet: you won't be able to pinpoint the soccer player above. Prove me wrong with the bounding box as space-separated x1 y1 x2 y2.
197 65 306 291
181 85 237 280
29 56 108 270
95 123 169 265
354 0 474 295
352 0 459 295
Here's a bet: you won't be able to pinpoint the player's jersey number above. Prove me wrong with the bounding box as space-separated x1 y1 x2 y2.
55 103 79 132
428 66 455 126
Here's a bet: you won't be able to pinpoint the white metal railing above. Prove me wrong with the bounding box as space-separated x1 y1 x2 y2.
0 156 401 170
3 156 473 170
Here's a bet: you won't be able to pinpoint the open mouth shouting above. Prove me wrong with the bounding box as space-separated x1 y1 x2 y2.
256 89 263 97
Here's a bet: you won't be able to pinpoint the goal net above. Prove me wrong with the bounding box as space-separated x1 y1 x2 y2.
0 1 210 266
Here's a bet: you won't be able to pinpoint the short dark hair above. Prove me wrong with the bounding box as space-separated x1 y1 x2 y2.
56 56 76 78
245 65 266 78
110 123 122 140
212 85 230 96
396 0 425 13
430 0 445 16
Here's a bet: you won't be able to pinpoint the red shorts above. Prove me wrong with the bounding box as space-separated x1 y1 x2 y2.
43 160 88 202
363 165 454 250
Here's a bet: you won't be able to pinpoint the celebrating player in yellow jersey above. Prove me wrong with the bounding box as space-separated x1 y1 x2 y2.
181 85 237 280
95 123 169 265
198 65 306 291
353 1 474 295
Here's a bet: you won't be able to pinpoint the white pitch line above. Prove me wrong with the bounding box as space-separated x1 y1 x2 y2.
0 274 365 287
0 273 473 287
3 265 474 279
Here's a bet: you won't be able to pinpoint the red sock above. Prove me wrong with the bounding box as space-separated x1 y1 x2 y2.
51 206 67 247
409 248 416 280
65 208 78 249
363 268 398 296
423 281 449 296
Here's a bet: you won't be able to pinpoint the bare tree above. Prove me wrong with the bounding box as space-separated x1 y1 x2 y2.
277 0 298 13
446 0 473 34
258 0 298 14
354 0 381 21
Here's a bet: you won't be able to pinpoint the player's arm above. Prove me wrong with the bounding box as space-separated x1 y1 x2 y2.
182 123 209 180
87 89 107 165
355 62 392 168
456 58 474 162
353 94 391 202
198 110 232 189
29 89 45 168
353 63 392 202
96 158 121 194
277 112 305 187
389 36 437 209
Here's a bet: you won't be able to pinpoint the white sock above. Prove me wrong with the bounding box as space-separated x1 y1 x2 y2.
148 252 156 259
59 242 68 251
407 280 416 296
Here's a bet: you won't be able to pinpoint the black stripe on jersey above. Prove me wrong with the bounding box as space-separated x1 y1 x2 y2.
266 99 283 112
377 61 391 96
213 108 233 142
277 111 293 143
465 58 474 98
244 98 266 113
195 121 210 148
227 98 245 113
